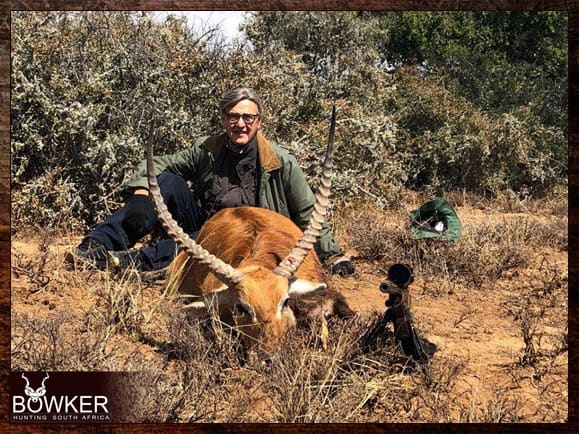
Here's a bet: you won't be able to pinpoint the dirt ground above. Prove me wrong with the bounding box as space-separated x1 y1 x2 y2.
338 256 567 420
10 204 568 423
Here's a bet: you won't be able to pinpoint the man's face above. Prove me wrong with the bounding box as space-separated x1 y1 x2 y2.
221 99 261 146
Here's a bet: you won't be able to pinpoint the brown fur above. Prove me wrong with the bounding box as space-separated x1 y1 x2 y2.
166 206 352 352
168 207 326 296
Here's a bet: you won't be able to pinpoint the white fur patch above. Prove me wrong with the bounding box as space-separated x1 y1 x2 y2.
288 279 327 297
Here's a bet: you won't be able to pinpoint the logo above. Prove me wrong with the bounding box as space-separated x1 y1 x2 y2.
22 372 49 403
11 372 112 423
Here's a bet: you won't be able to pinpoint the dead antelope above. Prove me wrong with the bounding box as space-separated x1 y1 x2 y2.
147 107 352 355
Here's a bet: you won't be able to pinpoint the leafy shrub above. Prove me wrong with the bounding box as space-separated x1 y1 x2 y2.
387 68 566 196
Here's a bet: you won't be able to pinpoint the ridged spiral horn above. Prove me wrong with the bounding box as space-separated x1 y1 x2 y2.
273 106 336 278
146 128 245 287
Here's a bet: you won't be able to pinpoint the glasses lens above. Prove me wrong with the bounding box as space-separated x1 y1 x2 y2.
227 113 240 124
242 114 257 124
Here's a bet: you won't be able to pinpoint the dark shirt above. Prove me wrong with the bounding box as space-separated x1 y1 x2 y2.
211 135 259 211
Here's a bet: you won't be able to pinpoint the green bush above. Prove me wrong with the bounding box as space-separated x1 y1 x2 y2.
387 67 566 196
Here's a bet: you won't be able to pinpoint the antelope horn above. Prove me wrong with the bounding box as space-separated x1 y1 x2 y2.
40 372 49 388
274 106 336 278
146 127 245 288
21 373 30 389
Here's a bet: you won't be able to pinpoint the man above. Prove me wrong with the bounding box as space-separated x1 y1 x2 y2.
67 87 355 276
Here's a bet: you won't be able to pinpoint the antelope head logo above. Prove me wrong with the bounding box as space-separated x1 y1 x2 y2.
21 373 49 402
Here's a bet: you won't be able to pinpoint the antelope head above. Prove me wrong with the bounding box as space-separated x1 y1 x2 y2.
22 372 49 402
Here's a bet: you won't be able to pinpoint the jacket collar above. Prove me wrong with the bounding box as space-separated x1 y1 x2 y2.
255 131 282 172
203 131 282 173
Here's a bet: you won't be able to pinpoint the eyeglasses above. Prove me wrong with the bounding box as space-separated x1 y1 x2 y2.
225 112 259 125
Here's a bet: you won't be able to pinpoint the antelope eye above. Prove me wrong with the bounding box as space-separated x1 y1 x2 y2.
233 303 249 317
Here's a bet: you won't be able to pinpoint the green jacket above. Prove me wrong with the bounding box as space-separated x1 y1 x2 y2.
126 131 342 260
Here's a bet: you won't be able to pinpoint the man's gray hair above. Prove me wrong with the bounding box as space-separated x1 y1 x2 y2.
219 87 264 116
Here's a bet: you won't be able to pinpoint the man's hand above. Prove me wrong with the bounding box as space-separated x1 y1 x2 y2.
329 254 355 276
122 192 152 243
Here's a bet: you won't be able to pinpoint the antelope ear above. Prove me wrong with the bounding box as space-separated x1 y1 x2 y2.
203 286 239 309
288 279 327 297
